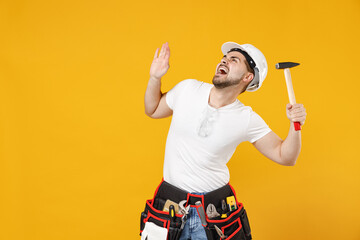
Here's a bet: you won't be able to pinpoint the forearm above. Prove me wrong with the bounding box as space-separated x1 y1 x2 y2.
280 122 302 166
144 77 162 116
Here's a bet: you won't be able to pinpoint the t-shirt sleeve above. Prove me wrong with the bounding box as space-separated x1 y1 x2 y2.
246 110 272 143
165 79 193 110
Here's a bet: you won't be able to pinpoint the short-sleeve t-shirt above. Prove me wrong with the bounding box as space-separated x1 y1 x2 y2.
164 79 271 192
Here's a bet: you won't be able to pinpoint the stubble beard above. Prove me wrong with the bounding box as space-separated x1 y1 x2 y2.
212 73 244 89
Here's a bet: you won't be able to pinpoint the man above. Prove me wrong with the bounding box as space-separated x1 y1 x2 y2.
142 42 307 239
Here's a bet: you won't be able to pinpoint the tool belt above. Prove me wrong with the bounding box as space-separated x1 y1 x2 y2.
140 180 252 240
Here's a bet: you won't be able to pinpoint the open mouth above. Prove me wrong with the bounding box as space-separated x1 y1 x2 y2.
217 65 228 75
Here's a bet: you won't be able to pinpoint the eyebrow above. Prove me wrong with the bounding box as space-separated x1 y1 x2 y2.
222 55 241 61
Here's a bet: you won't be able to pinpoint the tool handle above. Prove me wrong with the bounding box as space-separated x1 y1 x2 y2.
284 68 296 104
284 68 301 131
195 201 208 227
169 205 175 222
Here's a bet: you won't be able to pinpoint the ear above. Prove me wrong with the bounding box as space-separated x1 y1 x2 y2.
243 72 254 84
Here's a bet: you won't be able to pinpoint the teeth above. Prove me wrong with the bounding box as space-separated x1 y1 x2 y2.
218 67 228 74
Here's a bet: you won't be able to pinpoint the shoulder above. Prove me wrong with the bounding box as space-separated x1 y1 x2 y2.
233 104 265 125
233 103 254 115
179 79 206 87
243 106 264 120
245 106 269 129
171 79 210 92
238 105 262 117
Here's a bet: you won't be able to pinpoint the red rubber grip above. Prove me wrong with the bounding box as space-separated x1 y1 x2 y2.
294 122 301 131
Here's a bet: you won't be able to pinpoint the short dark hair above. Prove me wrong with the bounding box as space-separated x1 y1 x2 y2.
228 48 256 76
227 49 255 75
243 58 255 75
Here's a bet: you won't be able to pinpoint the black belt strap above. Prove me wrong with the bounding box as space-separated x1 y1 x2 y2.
154 180 236 207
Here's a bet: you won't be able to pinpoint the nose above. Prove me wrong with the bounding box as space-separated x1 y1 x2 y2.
221 58 228 65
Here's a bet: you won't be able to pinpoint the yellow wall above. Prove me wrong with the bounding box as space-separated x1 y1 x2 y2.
0 0 359 239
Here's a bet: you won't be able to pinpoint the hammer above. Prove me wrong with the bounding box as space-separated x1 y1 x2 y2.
275 62 301 131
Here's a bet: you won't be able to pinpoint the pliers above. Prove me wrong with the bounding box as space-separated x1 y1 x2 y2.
215 225 227 239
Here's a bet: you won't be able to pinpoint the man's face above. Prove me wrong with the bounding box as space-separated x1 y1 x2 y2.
212 51 249 89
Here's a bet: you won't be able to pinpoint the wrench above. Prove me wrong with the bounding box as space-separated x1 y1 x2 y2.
179 200 190 230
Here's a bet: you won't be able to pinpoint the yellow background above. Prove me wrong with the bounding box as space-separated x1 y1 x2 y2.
0 0 359 239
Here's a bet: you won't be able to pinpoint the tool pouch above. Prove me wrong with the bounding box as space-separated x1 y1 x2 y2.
204 201 252 240
140 199 183 240
140 183 185 240
140 180 252 240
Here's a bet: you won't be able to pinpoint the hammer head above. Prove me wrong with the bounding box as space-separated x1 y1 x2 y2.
275 62 300 69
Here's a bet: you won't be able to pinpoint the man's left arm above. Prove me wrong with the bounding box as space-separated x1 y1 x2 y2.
252 103 307 166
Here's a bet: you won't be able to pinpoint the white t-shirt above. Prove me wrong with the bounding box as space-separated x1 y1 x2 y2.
164 79 272 192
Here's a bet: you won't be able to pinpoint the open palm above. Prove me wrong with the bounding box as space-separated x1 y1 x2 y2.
150 42 170 80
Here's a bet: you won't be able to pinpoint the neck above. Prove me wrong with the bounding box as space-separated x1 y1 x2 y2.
208 86 241 109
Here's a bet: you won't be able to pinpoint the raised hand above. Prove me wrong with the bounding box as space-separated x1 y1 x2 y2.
150 42 170 81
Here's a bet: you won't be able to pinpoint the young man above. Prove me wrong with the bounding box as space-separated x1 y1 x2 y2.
142 42 307 240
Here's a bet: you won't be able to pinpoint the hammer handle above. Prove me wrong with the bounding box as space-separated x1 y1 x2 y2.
284 68 301 131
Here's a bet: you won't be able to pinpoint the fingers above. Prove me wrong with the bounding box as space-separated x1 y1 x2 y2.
290 113 306 122
286 103 307 126
165 42 170 60
159 42 166 57
164 43 170 64
153 48 159 59
288 107 306 116
287 104 305 112
150 42 170 80
287 103 303 108
292 103 304 108
289 113 306 126
153 42 169 60
290 107 305 114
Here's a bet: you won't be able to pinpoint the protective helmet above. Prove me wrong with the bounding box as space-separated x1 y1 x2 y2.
221 42 268 92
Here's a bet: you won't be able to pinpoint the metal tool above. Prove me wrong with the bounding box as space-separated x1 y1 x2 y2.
206 203 220 219
195 201 208 227
215 225 227 239
222 199 227 213
180 215 187 230
275 62 301 131
179 200 190 215
179 200 190 230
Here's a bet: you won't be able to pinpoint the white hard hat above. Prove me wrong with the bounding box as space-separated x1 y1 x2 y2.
221 42 268 92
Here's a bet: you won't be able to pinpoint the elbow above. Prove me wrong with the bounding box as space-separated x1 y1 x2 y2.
144 109 151 117
145 110 155 119
281 158 297 166
144 105 156 118
285 161 297 167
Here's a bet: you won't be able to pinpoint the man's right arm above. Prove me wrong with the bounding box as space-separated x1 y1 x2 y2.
144 42 173 119
144 76 173 119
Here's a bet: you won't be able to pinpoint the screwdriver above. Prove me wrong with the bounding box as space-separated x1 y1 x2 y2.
169 205 176 223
